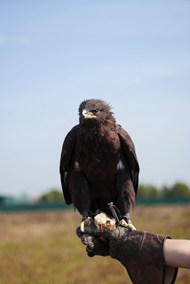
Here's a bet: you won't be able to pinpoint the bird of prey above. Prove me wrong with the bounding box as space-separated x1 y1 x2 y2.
59 99 139 228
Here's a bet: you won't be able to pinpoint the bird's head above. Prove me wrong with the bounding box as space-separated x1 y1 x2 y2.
78 99 115 125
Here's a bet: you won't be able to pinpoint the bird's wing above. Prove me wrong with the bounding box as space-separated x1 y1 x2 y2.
117 124 140 194
59 125 78 204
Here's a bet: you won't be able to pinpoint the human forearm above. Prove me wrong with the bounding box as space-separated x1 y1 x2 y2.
164 239 190 269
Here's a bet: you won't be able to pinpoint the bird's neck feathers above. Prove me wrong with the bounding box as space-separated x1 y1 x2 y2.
101 115 117 133
77 116 118 151
80 115 116 135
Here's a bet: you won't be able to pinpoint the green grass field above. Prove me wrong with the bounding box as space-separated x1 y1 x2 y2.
1 205 190 284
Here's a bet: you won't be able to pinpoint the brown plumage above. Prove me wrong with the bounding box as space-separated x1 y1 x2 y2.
59 99 139 224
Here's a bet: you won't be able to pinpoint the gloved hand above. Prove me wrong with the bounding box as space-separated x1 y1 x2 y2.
76 212 133 260
76 212 119 257
76 212 178 284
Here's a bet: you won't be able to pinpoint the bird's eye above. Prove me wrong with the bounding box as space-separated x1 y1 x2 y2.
92 109 99 115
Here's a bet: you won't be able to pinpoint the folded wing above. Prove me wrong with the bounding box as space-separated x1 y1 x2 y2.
59 125 78 204
117 124 140 194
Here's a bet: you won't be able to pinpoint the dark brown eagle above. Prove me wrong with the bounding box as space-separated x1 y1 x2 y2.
59 99 139 227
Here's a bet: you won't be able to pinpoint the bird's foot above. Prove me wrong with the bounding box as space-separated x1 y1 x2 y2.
80 216 93 232
119 218 136 230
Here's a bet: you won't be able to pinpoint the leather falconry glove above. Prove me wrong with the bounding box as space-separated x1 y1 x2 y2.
76 212 178 284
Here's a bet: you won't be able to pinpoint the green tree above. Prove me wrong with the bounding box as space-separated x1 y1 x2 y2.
40 189 63 202
170 182 190 198
162 182 190 198
138 184 161 199
162 185 171 199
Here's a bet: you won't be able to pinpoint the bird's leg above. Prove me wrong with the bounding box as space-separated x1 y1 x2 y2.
82 211 89 221
80 211 93 232
108 203 136 230
120 212 136 230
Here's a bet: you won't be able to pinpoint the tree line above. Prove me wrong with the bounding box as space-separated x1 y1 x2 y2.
137 182 190 199
41 182 190 202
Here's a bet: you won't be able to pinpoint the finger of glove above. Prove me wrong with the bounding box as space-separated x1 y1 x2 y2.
76 227 109 257
76 227 95 248
80 233 107 256
86 238 108 257
87 249 96 257
81 234 95 248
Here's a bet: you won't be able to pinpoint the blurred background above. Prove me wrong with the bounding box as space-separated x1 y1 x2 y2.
0 1 190 283
1 0 190 198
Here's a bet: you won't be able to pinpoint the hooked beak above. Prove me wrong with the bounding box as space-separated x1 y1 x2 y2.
82 109 96 119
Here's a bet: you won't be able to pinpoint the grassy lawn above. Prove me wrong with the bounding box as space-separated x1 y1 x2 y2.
0 205 190 284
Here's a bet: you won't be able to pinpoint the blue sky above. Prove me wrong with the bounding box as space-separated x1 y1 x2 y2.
0 0 190 196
